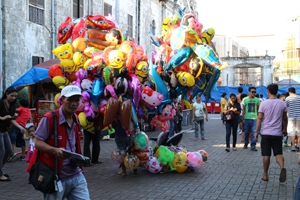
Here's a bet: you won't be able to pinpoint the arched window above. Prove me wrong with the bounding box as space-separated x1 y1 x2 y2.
151 20 156 35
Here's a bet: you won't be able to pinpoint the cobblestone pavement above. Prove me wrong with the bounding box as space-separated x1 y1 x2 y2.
0 114 299 200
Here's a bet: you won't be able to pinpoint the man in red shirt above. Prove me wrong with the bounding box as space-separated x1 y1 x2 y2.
9 99 31 160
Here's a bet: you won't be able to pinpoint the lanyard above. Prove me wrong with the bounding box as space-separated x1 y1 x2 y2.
64 123 78 153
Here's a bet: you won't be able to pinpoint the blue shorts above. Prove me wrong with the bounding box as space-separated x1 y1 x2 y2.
237 116 242 124
115 134 134 151
9 125 25 147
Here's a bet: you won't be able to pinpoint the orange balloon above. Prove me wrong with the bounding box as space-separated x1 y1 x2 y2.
72 37 87 53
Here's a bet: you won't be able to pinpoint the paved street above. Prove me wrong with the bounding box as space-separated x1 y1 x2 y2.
0 113 299 200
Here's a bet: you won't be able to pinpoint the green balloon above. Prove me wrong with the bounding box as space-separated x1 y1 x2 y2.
158 146 175 166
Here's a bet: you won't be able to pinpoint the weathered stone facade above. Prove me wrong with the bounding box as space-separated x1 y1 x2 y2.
221 55 275 86
1 0 197 92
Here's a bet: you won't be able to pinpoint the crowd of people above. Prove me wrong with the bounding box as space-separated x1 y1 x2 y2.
220 84 300 198
2 84 300 199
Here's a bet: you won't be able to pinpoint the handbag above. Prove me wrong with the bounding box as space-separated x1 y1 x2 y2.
224 104 234 121
224 112 232 121
29 112 58 194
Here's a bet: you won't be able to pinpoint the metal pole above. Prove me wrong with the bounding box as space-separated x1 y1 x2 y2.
0 0 3 95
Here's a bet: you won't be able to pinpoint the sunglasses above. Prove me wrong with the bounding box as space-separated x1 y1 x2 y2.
251 91 256 94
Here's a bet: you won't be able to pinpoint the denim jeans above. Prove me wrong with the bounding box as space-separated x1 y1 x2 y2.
226 119 238 148
195 120 205 139
244 119 257 148
294 175 300 200
44 173 90 200
0 132 12 176
169 120 175 138
182 111 187 126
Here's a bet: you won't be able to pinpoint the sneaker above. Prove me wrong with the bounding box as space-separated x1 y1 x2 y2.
251 147 258 151
202 138 208 140
291 146 297 151
243 145 248 149
283 143 289 147
195 138 199 141
238 129 242 135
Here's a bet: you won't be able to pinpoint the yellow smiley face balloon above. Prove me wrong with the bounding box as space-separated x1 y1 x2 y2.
108 50 125 76
60 59 75 72
52 43 73 60
176 71 195 87
135 61 149 83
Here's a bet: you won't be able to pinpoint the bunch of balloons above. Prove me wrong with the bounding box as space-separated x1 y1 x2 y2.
148 7 227 130
113 131 209 174
49 13 165 136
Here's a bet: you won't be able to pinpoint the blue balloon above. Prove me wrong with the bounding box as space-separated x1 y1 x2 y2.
149 62 168 100
192 44 222 68
158 99 173 115
178 7 186 20
130 101 139 129
203 68 220 102
73 16 87 25
166 47 192 71
87 78 105 106
149 31 162 47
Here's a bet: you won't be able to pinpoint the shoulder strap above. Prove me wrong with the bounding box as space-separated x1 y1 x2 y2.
51 111 59 177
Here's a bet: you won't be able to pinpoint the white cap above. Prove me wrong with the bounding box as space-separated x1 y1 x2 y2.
61 85 82 97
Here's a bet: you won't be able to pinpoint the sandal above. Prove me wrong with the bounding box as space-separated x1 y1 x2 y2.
232 148 237 151
261 177 268 181
118 171 127 176
280 168 286 182
225 148 230 152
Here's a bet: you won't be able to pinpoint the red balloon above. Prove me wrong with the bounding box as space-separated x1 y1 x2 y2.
48 64 65 79
57 16 74 44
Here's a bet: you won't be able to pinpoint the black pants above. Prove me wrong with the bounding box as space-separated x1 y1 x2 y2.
226 119 238 148
83 130 100 163
175 120 182 132
148 114 156 131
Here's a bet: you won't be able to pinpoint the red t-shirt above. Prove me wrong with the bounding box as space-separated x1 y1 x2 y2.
16 107 31 127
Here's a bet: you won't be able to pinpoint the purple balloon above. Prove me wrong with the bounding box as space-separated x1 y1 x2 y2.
137 107 144 119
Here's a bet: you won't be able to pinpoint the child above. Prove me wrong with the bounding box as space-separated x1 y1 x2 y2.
9 99 31 160
24 125 36 162
114 121 136 176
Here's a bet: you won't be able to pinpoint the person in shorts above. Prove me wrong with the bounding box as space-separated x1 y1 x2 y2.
255 84 287 182
9 99 31 160
114 122 135 176
285 87 300 151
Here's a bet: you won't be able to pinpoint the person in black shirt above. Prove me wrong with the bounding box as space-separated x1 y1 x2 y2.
224 93 241 152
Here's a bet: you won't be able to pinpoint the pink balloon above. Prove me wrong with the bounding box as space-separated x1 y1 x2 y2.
186 152 202 167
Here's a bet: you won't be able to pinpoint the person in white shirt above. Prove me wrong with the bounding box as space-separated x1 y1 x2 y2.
192 95 208 141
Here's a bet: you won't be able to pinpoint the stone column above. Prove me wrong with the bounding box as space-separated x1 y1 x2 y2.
263 64 272 86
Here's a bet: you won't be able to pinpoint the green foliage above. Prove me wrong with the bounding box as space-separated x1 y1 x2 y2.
16 87 28 108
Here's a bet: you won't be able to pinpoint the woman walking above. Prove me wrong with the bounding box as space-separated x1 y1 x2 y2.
193 95 208 141
0 87 25 181
224 93 241 152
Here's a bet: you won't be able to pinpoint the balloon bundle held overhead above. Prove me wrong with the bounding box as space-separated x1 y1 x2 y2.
149 7 227 128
